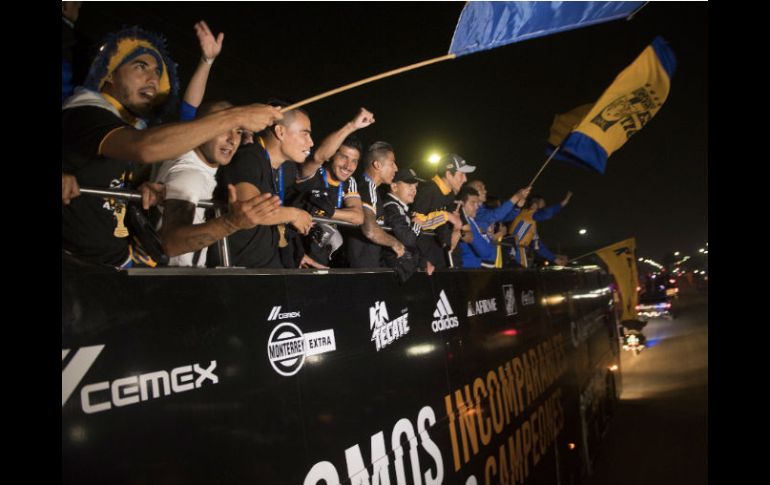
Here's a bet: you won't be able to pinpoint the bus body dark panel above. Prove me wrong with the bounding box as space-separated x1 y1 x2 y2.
62 255 620 484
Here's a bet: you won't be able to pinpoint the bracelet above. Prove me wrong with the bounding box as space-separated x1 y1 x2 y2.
201 56 214 65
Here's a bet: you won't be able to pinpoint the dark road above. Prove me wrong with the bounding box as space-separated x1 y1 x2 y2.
586 287 708 485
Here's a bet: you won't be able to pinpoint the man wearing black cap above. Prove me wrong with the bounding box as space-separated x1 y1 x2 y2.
382 168 434 275
411 153 475 269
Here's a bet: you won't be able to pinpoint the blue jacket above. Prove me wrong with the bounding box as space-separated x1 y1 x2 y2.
459 216 497 268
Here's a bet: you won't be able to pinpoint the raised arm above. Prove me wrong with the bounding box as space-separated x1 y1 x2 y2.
300 107 375 179
182 21 224 116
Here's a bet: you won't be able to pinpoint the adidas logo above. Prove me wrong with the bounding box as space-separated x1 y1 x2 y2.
432 290 459 333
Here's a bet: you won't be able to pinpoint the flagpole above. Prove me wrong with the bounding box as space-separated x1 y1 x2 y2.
281 54 457 112
528 145 561 187
567 250 597 265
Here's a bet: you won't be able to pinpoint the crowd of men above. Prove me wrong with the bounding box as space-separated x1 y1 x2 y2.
62 19 572 276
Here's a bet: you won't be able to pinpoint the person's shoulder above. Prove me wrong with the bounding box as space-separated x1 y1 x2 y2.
62 105 123 127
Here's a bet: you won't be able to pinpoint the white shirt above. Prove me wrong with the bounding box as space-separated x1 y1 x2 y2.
154 150 218 267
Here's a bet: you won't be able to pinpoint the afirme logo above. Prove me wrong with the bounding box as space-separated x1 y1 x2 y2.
503 284 518 316
432 290 459 332
62 345 218 414
268 306 301 321
369 301 409 351
267 322 336 376
467 297 498 317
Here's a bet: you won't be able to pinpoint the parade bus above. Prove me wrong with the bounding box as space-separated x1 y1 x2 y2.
62 252 621 485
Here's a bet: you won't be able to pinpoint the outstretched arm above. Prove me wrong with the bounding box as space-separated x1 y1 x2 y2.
100 104 282 164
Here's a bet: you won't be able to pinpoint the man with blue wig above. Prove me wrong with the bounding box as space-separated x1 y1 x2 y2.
62 27 282 268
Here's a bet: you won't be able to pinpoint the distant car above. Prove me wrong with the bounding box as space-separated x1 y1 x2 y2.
664 276 679 298
636 292 674 319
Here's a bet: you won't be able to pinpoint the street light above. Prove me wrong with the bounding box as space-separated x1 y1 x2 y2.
698 248 705 253
578 229 587 235
428 153 441 164
674 251 680 256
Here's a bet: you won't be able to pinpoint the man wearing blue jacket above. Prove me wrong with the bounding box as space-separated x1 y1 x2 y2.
457 187 498 269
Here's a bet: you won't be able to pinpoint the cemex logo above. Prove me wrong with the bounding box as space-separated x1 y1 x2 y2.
267 322 336 377
502 284 518 316
62 345 218 414
369 301 410 351
467 297 498 317
432 290 459 332
268 306 301 321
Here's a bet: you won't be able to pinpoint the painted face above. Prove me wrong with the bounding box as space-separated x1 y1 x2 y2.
446 170 468 194
105 53 162 118
377 151 398 185
464 195 481 218
330 145 360 182
199 127 242 167
279 111 314 163
391 181 418 204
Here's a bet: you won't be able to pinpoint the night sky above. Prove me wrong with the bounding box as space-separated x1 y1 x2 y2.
73 2 708 265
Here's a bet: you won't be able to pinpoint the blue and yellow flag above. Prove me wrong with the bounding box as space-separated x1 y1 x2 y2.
558 37 677 173
595 238 640 322
449 2 645 57
545 104 593 163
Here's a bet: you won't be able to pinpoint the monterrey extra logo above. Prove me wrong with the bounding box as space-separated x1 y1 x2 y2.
267 322 336 377
267 323 306 376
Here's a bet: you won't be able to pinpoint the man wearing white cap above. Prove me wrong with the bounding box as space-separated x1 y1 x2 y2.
411 153 474 269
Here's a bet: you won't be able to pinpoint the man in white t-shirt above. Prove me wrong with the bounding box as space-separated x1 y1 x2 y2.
154 100 280 266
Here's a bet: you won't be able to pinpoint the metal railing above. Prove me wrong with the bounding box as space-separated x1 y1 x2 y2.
79 187 429 268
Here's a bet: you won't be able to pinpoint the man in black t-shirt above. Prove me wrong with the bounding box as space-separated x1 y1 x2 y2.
346 142 406 268
290 108 375 264
62 26 282 268
213 107 317 269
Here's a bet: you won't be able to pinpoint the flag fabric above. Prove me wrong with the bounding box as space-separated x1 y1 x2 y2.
547 104 593 147
557 36 677 173
595 238 640 322
449 1 645 57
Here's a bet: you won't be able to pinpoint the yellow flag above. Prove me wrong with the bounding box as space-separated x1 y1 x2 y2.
547 103 593 147
559 37 676 173
595 238 639 322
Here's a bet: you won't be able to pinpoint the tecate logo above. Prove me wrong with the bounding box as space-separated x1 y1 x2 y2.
432 290 459 332
267 322 336 376
62 345 218 414
369 301 409 351
268 306 301 321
